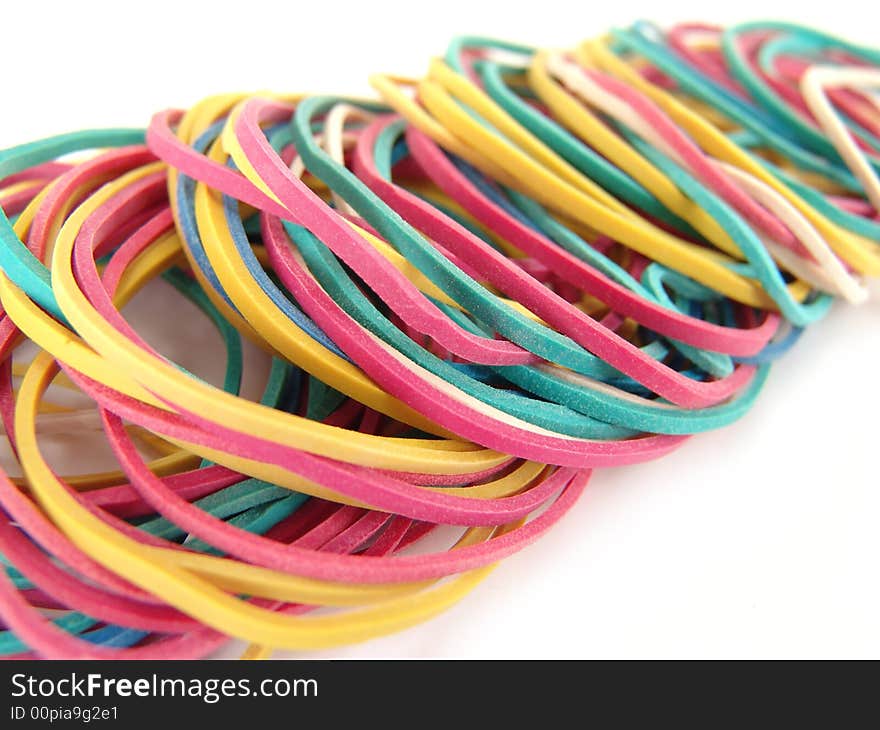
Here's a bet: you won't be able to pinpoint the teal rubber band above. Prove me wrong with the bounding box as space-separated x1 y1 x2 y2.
282 191 765 434
285 219 636 439
431 291 767 434
729 131 880 242
722 21 880 169
488 182 735 376
612 26 862 191
288 101 661 379
362 116 706 385
619 127 833 325
757 33 880 154
0 129 144 321
471 50 703 235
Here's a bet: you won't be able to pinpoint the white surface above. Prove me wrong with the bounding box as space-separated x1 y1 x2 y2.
5 0 879 659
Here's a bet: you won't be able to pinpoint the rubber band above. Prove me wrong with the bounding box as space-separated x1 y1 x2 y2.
0 18 877 658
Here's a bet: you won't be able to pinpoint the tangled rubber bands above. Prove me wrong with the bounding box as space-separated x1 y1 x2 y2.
0 20 877 658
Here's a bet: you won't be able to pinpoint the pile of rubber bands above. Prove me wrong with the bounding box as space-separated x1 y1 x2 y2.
0 19 878 659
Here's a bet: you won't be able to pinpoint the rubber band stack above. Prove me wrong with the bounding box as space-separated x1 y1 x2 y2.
0 20 877 659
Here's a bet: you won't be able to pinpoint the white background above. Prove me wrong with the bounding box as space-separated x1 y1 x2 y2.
4 0 879 658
